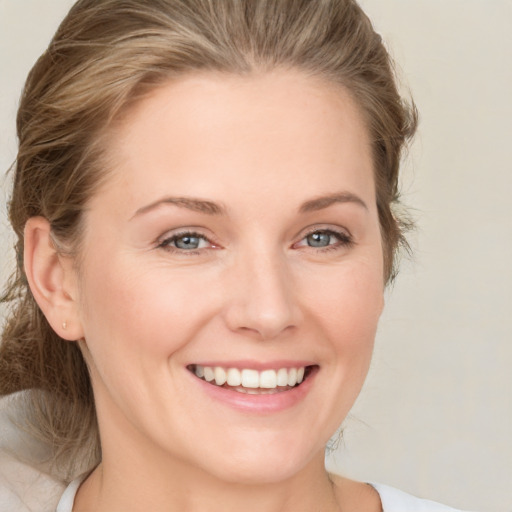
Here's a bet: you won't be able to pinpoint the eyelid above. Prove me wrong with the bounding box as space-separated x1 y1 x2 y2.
293 225 354 250
156 228 220 253
155 224 353 254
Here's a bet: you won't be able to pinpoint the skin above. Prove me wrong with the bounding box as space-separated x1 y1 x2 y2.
25 70 384 511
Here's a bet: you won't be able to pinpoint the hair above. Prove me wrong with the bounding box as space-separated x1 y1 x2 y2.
0 0 417 481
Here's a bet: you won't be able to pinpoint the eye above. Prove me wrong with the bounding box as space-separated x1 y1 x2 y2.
295 228 353 251
306 231 334 248
158 231 213 252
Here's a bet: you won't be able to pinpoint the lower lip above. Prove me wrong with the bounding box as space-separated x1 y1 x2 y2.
188 368 318 414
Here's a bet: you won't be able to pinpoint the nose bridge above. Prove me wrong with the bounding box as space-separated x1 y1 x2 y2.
224 243 299 339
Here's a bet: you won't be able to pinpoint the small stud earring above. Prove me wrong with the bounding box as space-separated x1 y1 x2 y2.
62 321 67 330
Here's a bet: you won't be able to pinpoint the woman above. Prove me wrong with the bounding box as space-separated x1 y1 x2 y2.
0 0 467 510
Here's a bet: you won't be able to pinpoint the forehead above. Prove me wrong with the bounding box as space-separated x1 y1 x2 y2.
93 70 374 214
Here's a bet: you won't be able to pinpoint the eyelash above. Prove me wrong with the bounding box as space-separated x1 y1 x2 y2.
296 228 354 252
157 228 353 255
157 231 214 254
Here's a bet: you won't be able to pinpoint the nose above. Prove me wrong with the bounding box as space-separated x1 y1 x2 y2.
222 249 301 340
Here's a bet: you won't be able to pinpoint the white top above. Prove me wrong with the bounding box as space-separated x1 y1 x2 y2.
54 475 466 512
370 483 465 512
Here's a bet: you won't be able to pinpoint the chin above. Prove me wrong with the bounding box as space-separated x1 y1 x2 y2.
207 459 308 486
191 435 324 486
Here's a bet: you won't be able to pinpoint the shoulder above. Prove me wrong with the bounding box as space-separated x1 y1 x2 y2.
0 394 66 511
330 474 469 512
330 475 382 512
368 482 468 512
0 451 65 512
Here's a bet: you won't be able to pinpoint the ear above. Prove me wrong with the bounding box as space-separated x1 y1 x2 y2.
23 217 84 341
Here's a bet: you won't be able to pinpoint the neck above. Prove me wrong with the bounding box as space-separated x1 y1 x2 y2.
75 454 341 512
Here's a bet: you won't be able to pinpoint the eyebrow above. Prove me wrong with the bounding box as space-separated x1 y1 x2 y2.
299 192 368 213
132 196 225 218
132 191 367 219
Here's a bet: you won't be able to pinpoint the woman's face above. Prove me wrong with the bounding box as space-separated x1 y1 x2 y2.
74 71 384 483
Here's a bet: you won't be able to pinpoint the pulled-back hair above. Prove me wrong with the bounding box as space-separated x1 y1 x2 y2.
0 0 417 481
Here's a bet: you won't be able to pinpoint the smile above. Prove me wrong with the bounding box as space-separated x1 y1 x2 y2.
187 365 316 394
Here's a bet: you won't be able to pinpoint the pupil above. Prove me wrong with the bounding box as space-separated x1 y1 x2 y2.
176 235 199 249
307 232 330 247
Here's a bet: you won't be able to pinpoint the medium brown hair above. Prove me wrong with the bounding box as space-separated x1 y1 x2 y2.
0 0 417 480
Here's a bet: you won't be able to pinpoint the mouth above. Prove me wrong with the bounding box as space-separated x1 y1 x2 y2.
186 364 317 395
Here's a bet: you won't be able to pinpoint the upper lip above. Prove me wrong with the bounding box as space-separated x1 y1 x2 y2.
187 360 317 371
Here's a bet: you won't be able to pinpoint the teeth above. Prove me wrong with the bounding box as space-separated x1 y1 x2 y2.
241 369 259 388
276 368 288 386
259 369 277 388
226 368 241 386
192 365 309 390
287 368 298 386
214 367 227 386
203 366 215 382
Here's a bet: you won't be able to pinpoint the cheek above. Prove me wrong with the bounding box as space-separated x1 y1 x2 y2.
312 258 383 316
304 259 384 357
77 253 217 363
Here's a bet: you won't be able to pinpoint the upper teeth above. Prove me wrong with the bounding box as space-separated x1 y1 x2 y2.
194 365 306 389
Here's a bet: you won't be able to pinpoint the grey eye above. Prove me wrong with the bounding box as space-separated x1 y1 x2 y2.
174 235 202 249
306 232 332 247
158 231 213 253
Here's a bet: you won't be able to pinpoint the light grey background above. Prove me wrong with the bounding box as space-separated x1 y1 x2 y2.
1 1 511 511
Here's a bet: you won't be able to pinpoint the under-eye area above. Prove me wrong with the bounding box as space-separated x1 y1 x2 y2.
187 365 318 394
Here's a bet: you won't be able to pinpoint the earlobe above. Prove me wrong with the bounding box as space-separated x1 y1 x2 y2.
23 217 84 341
